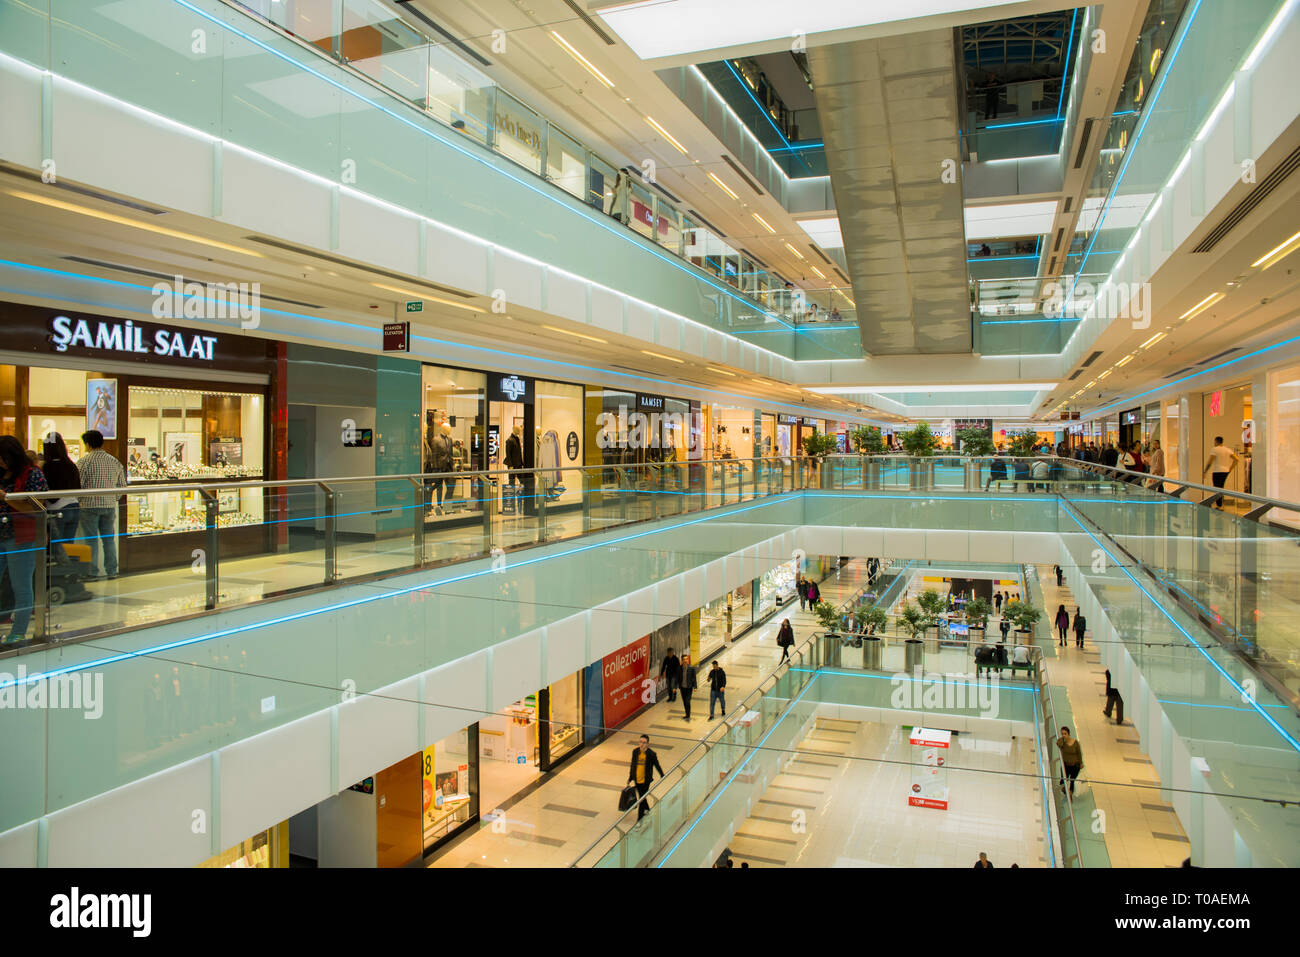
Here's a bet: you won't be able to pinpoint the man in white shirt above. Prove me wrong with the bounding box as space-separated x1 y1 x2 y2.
1202 436 1240 508
1011 644 1031 667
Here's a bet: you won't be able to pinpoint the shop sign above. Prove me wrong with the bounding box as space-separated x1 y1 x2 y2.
51 315 219 362
601 635 649 728
777 414 798 425
383 321 410 352
488 373 532 403
635 393 665 411
566 431 579 461
801 417 817 427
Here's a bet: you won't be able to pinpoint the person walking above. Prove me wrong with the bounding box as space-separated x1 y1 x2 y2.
0 435 49 645
994 591 1003 615
1056 726 1083 797
627 733 665 821
1054 564 1064 587
707 660 727 720
1054 604 1070 646
679 653 697 721
76 429 125 580
610 170 631 225
1072 608 1087 648
658 646 681 703
1202 436 1240 507
974 852 994 869
796 573 809 611
1103 683 1125 725
806 579 820 607
40 432 81 564
776 619 795 663
998 616 1010 643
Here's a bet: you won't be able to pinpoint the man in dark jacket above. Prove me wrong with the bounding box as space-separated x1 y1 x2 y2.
679 653 698 720
628 734 665 820
1072 609 1087 648
658 647 681 702
707 660 727 719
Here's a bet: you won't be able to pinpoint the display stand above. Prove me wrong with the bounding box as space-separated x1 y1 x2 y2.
908 727 950 809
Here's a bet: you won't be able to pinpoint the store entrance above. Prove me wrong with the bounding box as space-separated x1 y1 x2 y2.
489 399 533 516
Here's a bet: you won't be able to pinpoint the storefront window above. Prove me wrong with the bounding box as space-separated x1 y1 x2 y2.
536 381 583 506
423 728 477 851
1268 364 1300 525
421 364 486 518
478 696 538 812
758 559 798 620
544 671 583 765
125 385 264 481
198 824 283 868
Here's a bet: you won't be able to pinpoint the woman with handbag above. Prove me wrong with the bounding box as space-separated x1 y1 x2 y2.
0 435 49 645
776 618 795 663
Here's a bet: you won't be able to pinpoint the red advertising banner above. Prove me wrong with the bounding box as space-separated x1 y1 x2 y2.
602 636 650 728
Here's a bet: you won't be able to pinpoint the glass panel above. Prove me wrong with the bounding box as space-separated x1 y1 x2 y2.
546 123 586 200
492 90 543 175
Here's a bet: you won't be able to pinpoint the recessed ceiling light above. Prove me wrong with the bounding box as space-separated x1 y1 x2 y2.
810 266 826 279
6 188 263 258
706 366 736 376
542 323 607 343
783 242 805 260
1139 331 1165 349
1178 291 1225 321
1251 230 1300 269
644 116 687 154
641 349 683 363
706 172 739 200
549 32 615 88
752 213 776 234
1115 354 1133 367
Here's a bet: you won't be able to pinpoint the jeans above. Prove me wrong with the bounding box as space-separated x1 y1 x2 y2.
0 538 37 640
50 503 80 562
709 686 725 719
80 506 118 577
1061 761 1081 795
680 688 692 720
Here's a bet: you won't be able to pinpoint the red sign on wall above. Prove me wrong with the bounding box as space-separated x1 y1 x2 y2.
602 636 650 728
1210 390 1223 416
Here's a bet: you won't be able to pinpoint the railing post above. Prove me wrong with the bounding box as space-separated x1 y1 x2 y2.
720 462 727 505
409 477 425 567
537 470 548 544
481 471 493 556
31 502 49 642
200 488 220 610
319 482 337 585
582 468 592 533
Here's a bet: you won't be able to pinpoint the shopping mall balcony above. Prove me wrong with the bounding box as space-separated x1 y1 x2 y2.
0 455 1296 867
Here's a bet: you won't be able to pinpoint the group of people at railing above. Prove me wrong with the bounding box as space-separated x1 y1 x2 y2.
0 430 124 646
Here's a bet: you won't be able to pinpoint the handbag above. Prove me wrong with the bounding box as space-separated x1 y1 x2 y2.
618 785 638 812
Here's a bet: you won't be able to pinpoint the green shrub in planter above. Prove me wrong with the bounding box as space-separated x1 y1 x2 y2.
813 600 841 633
899 422 940 457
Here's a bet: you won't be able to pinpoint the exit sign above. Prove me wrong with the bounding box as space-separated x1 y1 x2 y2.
405 300 423 313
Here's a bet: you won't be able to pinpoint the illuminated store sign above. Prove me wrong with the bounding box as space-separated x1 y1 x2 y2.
50 316 219 361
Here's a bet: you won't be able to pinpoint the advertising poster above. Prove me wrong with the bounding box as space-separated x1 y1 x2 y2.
602 635 650 728
209 441 243 466
163 431 202 466
908 727 950 810
85 378 118 439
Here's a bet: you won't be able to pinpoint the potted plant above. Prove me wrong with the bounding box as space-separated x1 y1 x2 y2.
915 588 947 643
803 431 839 489
899 422 939 489
852 425 886 489
814 600 841 636
958 427 996 490
896 601 927 671
1004 598 1041 640
855 604 888 635
965 596 991 637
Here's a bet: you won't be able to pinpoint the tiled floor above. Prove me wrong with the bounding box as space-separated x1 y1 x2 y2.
1034 565 1190 867
729 712 1046 868
426 560 874 868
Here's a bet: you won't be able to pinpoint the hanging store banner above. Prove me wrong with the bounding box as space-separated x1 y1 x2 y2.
602 635 650 728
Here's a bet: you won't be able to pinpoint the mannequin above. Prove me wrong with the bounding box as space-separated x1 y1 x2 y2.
428 420 454 514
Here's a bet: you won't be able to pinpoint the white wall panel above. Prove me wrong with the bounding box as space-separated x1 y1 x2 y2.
590 597 627 658
489 627 543 709
45 757 212 867
421 652 488 747
0 62 41 168
336 192 420 277
426 223 489 295
589 285 624 335
337 676 420 787
54 79 211 218
222 146 332 249
544 614 586 685
220 710 332 850
625 299 655 342
0 821 37 868
492 249 543 311
547 270 587 324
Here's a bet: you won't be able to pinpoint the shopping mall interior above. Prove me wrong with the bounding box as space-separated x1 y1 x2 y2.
0 0 1296 897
